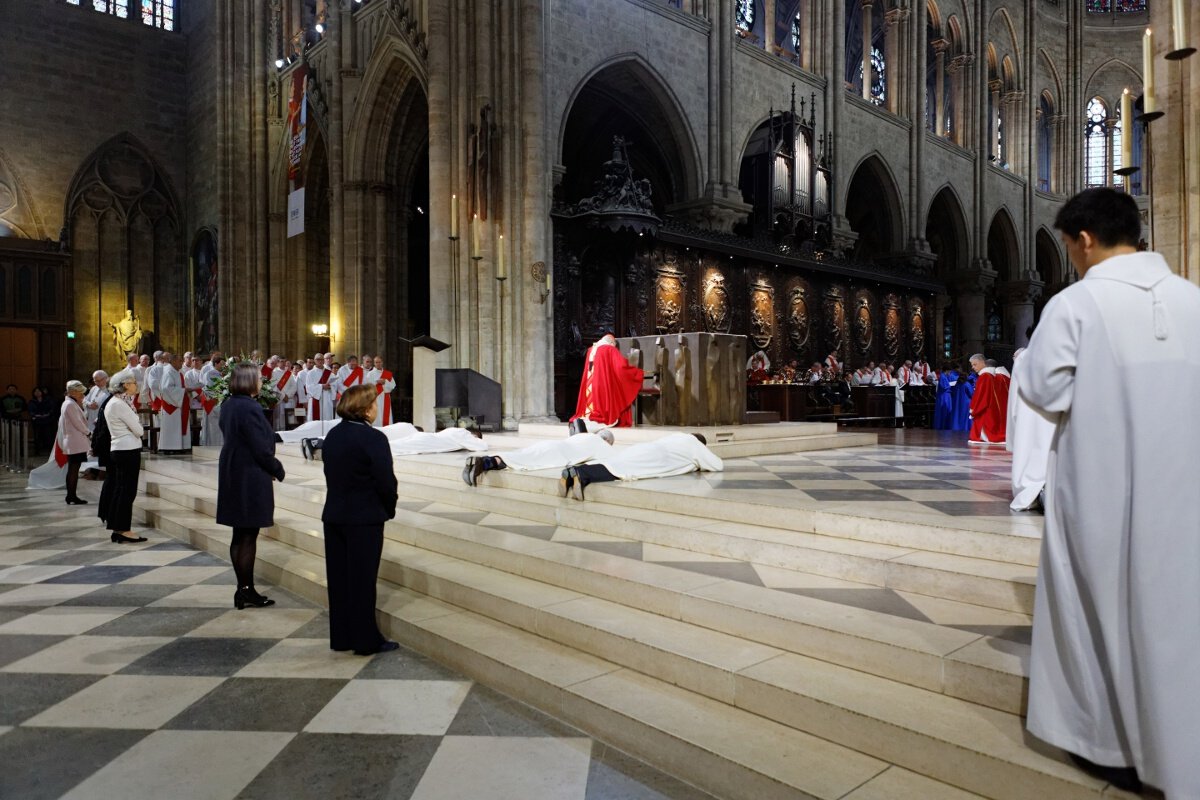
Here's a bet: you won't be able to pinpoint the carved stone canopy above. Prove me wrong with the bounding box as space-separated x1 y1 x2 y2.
560 136 661 235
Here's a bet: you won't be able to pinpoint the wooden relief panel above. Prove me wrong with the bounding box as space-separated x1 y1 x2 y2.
853 290 874 356
654 257 686 334
823 286 846 356
749 279 775 350
883 293 902 360
701 269 731 333
909 298 926 358
787 281 810 353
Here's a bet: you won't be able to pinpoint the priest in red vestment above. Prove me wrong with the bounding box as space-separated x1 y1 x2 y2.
570 334 644 428
968 354 1009 445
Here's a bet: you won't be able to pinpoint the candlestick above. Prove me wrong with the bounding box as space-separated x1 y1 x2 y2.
1121 89 1133 167
496 233 507 280
471 213 480 259
450 194 458 239
1167 0 1196 60
1141 30 1164 121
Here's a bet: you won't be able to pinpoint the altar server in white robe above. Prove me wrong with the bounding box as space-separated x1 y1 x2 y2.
1006 348 1054 512
198 352 225 446
155 353 191 452
462 430 613 486
335 354 366 401
1021 188 1200 797
305 353 338 423
370 356 396 427
562 432 722 500
84 370 110 431
142 352 163 418
295 358 311 421
271 359 296 431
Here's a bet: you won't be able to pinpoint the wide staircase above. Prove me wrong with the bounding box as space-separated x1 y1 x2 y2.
132 446 1136 800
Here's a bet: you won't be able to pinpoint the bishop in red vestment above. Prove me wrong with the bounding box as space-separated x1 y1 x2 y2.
570 334 644 428
968 356 1009 445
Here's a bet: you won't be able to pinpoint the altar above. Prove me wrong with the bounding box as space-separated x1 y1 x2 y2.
616 333 747 426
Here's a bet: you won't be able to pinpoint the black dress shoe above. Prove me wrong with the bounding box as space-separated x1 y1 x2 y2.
234 588 276 610
470 457 486 486
571 470 588 502
111 532 148 544
301 438 314 461
461 457 477 486
1068 753 1142 793
66 497 89 505
559 468 574 498
354 640 400 656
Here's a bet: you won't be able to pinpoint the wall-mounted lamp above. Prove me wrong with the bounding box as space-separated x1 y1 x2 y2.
311 323 329 336
314 22 325 34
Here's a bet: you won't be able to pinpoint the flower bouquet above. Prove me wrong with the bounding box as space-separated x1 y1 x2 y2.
204 355 280 412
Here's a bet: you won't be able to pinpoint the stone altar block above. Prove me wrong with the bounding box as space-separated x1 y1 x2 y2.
617 333 747 426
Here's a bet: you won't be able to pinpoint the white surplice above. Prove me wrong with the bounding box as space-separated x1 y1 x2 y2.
155 364 191 451
1020 251 1200 797
499 433 613 471
370 369 397 428
593 432 723 480
198 361 223 446
1006 350 1055 511
305 367 337 422
388 427 487 456
83 385 110 431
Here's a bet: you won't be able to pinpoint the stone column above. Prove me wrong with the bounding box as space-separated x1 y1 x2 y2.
861 0 874 101
989 80 1002 163
932 39 948 135
884 7 904 115
998 279 1044 347
948 54 972 146
909 1 927 239
1051 114 1067 193
953 268 997 357
763 0 775 51
1105 117 1118 185
1003 90 1025 174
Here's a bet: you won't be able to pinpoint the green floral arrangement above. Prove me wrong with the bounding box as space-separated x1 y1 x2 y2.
204 355 280 411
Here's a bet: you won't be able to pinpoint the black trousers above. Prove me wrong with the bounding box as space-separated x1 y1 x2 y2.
574 464 618 484
105 449 141 532
323 522 384 652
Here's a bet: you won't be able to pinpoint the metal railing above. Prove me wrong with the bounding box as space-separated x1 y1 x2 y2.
1 419 30 473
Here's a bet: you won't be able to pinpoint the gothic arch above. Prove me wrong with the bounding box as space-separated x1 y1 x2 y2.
1083 58 1143 102
1039 48 1065 107
987 206 1021 282
1035 226 1065 286
345 38 429 184
926 185 970 278
844 153 904 261
0 147 45 239
558 55 702 206
988 7 1021 83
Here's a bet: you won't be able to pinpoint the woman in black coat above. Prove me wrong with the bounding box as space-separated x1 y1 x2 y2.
217 364 286 609
321 384 399 655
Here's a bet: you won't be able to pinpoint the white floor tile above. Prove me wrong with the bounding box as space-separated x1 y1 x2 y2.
25 674 223 729
149 584 239 608
60 730 293 800
95 550 195 567
0 550 60 566
185 608 317 639
1 634 172 674
0 583 108 607
411 736 592 800
304 679 471 735
0 606 137 635
235 638 368 680
122 566 230 585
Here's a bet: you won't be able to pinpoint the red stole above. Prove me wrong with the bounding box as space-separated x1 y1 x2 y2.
375 370 393 426
310 369 331 419
277 370 291 391
53 440 67 468
260 365 272 379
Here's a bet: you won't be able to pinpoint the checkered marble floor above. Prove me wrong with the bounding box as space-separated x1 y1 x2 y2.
0 475 713 800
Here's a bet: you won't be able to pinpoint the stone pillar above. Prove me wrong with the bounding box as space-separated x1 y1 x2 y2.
953 268 997 357
998 279 1044 347
1105 117 1118 186
861 0 874 101
1004 90 1025 175
763 0 775 50
989 80 1002 163
932 39 948 135
1051 114 1067 193
908 1 927 238
884 7 904 116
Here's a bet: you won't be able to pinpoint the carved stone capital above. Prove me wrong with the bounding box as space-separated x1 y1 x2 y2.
948 53 975 73
951 263 998 296
931 38 950 56
996 278 1045 306
899 239 939 278
667 187 752 235
1002 90 1026 105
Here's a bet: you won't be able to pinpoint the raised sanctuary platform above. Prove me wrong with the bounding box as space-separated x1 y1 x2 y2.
129 439 1134 800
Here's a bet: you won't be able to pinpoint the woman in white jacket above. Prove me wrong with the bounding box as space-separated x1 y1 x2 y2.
100 370 148 543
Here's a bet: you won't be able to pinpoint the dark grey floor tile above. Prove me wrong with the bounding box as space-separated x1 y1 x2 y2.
0 585 25 597
565 541 645 560
586 743 715 800
200 568 238 585
59 583 185 607
14 535 106 551
767 471 850 481
286 611 332 640
170 551 228 568
31 550 123 567
445 684 580 737
119 636 277 677
864 479 966 490
0 634 70 668
836 465 903 472
0 606 36 625
705 480 795 491
86 606 228 637
801 489 908 503
918 501 1019 517
145 540 196 551
43 565 156 584
165 677 346 732
0 673 102 725
920 472 979 481
354 644 462 681
651 561 764 586
778 587 934 623
236 732 441 800
484 524 559 541
0 727 148 800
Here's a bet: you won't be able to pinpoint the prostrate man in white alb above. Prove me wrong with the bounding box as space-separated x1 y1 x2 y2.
461 429 614 486
155 352 191 454
83 370 110 431
1020 188 1200 797
370 355 396 427
561 432 722 500
1005 347 1054 512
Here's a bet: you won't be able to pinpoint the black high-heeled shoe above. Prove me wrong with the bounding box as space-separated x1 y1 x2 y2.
234 588 276 610
111 532 147 544
66 497 89 505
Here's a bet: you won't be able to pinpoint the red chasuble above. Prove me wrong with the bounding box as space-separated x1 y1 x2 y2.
570 344 643 428
968 370 1009 443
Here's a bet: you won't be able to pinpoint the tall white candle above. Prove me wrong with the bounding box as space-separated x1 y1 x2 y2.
471 214 480 257
497 233 507 280
450 194 458 239
1143 29 1156 115
1121 88 1133 172
1172 0 1190 54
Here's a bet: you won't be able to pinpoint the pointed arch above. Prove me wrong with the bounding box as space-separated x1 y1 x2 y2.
987 206 1021 282
558 55 703 205
345 36 429 185
988 7 1021 83
844 153 905 260
926 185 970 278
1083 57 1143 102
0 146 46 239
1035 226 1064 286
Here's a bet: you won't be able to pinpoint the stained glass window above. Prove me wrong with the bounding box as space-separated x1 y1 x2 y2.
141 0 174 30
1087 0 1149 11
1037 95 1053 192
736 0 755 33
791 12 802 53
857 46 886 106
93 0 128 18
1084 97 1109 187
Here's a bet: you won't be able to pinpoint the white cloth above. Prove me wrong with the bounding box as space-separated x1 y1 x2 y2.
270 368 291 431
277 418 341 443
388 428 487 456
141 363 161 412
1020 251 1200 796
198 362 223 447
105 396 144 451
83 386 110 431
27 415 100 490
184 368 203 410
305 367 337 422
499 433 613 471
295 367 310 409
155 365 191 451
593 433 722 481
1006 351 1055 511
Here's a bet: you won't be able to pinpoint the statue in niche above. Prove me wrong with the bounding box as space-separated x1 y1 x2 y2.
467 104 494 221
654 336 676 426
673 334 691 426
705 336 724 425
108 309 143 361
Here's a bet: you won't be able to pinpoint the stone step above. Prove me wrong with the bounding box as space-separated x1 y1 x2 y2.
263 450 1037 614
140 464 1029 716
132 492 1113 800
132 497 981 800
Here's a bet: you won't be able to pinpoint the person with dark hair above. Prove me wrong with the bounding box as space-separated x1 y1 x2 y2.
102 371 147 543
1 384 26 421
560 432 722 500
1021 187 1200 796
216 363 286 609
59 381 90 504
319 384 399 655
28 386 56 454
